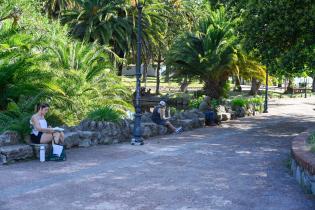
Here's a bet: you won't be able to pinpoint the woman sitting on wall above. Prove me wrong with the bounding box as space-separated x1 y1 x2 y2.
30 103 64 144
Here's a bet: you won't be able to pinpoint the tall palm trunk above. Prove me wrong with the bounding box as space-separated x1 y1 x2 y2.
312 76 315 92
234 76 242 92
285 78 294 94
117 50 124 76
164 66 170 82
142 61 148 88
204 78 225 99
180 75 189 92
249 77 261 95
156 52 161 95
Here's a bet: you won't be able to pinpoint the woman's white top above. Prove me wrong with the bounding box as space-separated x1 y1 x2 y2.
30 115 48 136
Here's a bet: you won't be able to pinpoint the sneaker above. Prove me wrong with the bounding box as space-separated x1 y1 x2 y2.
175 127 183 133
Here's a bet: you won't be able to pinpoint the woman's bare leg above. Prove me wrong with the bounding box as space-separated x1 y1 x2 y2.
52 132 61 144
165 121 176 132
40 133 53 144
60 132 65 144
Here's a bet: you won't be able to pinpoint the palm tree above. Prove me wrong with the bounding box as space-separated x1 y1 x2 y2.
43 0 76 17
166 7 237 98
0 28 56 110
47 40 132 125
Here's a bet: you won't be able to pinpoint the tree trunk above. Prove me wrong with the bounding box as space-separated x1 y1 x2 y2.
233 76 242 92
249 77 261 95
142 62 148 88
156 52 161 95
312 76 315 92
164 66 170 82
180 76 189 92
204 78 223 99
285 78 294 94
117 50 124 76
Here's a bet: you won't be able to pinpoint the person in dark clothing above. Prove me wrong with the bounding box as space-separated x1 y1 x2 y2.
151 101 182 133
199 96 216 126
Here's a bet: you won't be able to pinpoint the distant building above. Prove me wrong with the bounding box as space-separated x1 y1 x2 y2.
122 64 166 77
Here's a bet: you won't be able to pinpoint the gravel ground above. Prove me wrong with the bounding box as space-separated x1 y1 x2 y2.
0 97 315 210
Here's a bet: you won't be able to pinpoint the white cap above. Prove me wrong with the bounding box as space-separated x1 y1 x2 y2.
159 101 166 107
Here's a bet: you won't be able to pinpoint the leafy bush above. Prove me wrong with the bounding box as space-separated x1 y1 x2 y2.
87 106 123 122
210 98 220 110
222 81 231 98
189 96 204 109
248 97 264 105
0 101 32 138
231 98 248 108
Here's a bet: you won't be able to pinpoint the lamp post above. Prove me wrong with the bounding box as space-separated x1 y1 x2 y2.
263 68 269 113
131 0 145 145
305 77 307 98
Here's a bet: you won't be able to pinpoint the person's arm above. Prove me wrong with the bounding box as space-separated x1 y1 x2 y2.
31 116 53 133
159 108 166 120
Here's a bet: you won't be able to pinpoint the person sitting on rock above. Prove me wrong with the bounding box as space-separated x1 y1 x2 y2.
30 103 64 144
151 101 182 133
199 96 216 126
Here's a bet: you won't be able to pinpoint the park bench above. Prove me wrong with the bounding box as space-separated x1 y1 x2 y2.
292 88 312 97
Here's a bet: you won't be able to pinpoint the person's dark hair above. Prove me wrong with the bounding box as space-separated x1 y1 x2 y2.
35 103 50 112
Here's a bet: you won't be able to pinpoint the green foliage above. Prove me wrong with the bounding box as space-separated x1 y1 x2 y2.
222 81 231 98
87 106 123 122
241 0 315 75
166 6 240 98
0 101 32 138
0 0 133 133
189 96 204 109
231 97 247 108
210 98 219 110
247 97 264 106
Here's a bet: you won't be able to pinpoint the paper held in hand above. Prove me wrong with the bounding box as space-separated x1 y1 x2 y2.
53 127 65 132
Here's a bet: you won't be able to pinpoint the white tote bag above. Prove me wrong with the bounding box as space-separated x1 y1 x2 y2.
52 144 63 157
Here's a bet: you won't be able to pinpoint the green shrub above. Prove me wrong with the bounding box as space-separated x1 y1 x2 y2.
248 97 264 105
211 98 219 110
87 106 123 122
0 101 32 138
222 81 231 98
231 98 248 108
188 96 204 109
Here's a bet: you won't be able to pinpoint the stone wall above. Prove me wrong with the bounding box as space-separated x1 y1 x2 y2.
291 129 315 194
0 109 205 164
63 109 205 148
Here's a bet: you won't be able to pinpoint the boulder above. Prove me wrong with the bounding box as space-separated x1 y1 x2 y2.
0 131 20 146
178 119 194 131
31 144 51 159
64 132 80 149
216 105 227 113
235 106 246 118
0 144 33 164
158 125 168 135
79 139 92 147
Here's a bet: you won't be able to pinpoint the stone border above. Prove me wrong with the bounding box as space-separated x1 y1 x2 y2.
291 128 315 194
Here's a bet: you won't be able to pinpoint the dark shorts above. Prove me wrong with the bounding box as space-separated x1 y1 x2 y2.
30 132 43 144
152 119 167 126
